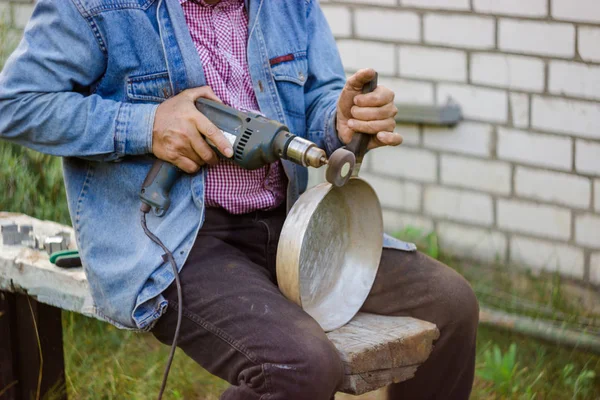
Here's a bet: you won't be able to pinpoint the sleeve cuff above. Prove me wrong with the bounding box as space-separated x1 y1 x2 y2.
115 102 158 156
323 102 345 156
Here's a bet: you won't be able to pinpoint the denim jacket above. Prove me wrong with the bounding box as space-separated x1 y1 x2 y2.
0 0 415 330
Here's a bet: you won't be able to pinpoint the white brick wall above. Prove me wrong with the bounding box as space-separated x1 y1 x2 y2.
423 122 493 157
552 0 600 24
402 0 470 11
591 253 600 285
471 53 545 92
509 93 530 129
379 77 434 105
576 140 600 175
424 186 494 226
510 236 585 278
321 5 351 37
473 0 547 17
532 97 600 140
370 146 437 182
499 19 575 58
575 214 600 249
497 128 572 171
336 40 395 75
441 155 511 195
12 3 33 30
437 222 507 262
355 9 420 42
549 61 600 101
399 46 467 82
424 14 495 50
578 27 600 63
595 180 600 212
514 167 591 209
497 200 571 240
361 173 422 211
438 84 507 123
381 210 434 234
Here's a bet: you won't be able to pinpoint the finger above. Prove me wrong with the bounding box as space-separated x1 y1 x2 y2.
183 86 222 103
351 103 398 121
354 86 394 107
175 156 202 174
345 68 377 91
368 131 403 149
348 118 396 134
189 133 220 165
192 112 234 159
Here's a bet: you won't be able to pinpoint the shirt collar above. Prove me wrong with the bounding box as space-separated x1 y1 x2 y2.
179 0 241 6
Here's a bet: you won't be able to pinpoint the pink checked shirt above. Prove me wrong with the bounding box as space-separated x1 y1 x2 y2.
180 0 286 214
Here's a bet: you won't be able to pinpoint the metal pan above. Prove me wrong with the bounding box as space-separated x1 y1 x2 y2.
276 72 383 331
276 177 383 331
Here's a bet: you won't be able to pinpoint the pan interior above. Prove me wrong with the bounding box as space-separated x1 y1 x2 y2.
298 179 383 332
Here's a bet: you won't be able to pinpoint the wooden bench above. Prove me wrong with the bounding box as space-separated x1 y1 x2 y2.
0 212 439 399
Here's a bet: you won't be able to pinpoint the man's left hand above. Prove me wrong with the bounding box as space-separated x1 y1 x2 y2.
336 68 402 150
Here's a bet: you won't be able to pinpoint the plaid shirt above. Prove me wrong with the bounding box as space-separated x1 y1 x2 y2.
180 0 286 214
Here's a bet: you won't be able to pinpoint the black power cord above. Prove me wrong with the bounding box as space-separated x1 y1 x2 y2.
140 206 183 400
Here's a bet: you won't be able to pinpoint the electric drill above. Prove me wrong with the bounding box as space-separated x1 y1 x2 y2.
139 98 353 216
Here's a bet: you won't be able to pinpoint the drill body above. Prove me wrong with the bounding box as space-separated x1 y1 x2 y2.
140 98 328 215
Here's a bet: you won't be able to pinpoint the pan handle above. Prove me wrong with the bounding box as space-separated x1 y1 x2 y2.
345 72 378 176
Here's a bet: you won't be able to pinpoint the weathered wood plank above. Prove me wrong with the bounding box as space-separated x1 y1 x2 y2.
0 213 439 395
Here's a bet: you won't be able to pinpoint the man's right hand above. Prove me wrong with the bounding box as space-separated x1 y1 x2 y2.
152 86 234 174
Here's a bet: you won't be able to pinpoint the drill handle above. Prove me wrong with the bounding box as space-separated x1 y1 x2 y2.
346 72 378 169
140 160 181 216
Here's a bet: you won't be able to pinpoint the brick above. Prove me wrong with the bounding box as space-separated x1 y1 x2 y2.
510 93 529 129
510 236 585 278
355 9 420 42
515 167 591 209
595 180 600 212
438 222 507 263
552 0 600 24
441 155 511 195
438 84 507 123
371 146 437 182
549 61 600 101
576 140 600 176
424 14 495 50
499 19 575 58
474 0 547 17
402 0 469 10
575 214 600 249
399 46 467 82
591 252 600 285
579 27 600 63
497 128 572 171
379 77 434 105
423 122 493 157
498 199 571 240
471 53 545 92
13 3 33 29
337 40 395 75
532 96 600 140
360 173 422 211
394 124 420 146
381 210 434 235
424 186 494 226
321 5 351 37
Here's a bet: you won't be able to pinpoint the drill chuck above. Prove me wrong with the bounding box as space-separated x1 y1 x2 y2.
283 136 327 168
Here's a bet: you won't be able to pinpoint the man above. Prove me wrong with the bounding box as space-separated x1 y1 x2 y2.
0 0 479 399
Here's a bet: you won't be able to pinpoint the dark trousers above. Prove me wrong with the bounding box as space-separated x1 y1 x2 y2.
152 206 479 400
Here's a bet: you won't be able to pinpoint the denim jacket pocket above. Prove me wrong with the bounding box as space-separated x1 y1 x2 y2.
126 71 172 103
270 54 307 118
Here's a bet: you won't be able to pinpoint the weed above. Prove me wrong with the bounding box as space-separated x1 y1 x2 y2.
562 363 596 400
